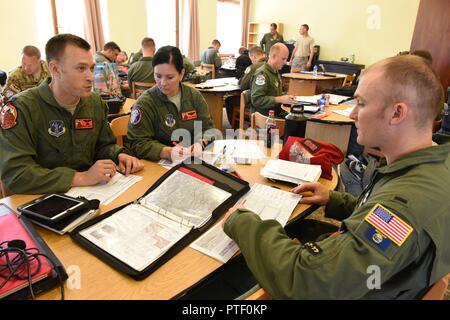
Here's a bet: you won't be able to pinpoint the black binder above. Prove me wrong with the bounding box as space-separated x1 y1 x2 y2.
70 159 250 280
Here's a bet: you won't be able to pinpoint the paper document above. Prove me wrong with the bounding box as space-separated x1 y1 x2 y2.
190 183 301 263
332 107 354 118
204 139 266 164
260 159 322 185
296 94 351 105
66 173 143 205
196 77 238 88
79 204 190 271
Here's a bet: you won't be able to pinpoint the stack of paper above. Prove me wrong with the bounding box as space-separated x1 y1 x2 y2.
332 107 354 118
295 94 351 105
66 173 143 205
260 159 322 185
204 139 266 164
190 183 302 263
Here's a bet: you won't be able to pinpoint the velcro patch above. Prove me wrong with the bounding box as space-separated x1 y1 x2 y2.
303 242 322 256
74 118 94 129
130 108 142 125
0 103 18 129
300 138 322 154
364 204 413 246
181 110 198 121
255 74 266 86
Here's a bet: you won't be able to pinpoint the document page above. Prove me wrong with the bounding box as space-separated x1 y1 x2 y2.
143 170 231 228
261 159 322 184
79 204 190 272
204 139 266 164
190 183 301 263
66 173 142 205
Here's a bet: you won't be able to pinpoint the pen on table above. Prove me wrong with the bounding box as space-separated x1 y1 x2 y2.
233 169 244 180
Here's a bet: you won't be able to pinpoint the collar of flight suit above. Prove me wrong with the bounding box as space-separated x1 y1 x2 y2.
37 78 90 111
377 143 450 175
263 62 279 76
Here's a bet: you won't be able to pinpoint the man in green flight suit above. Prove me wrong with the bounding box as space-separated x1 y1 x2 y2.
260 23 284 56
238 46 266 91
127 37 156 90
250 43 297 117
223 55 450 299
0 34 143 194
94 41 121 63
1 45 51 103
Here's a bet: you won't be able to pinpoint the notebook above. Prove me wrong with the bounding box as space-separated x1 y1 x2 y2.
260 159 322 185
0 208 53 299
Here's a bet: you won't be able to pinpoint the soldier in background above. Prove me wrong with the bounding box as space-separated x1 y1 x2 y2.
94 41 121 63
260 23 284 56
1 45 50 103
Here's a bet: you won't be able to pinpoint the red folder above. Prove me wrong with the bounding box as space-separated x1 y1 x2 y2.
0 212 53 299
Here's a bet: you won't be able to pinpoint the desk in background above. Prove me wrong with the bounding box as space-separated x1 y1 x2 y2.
283 72 347 96
0 150 337 299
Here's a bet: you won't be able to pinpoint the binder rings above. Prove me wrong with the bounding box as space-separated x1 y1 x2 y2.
71 159 250 280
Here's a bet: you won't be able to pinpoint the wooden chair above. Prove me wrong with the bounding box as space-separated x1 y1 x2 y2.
251 111 285 138
422 273 450 300
200 63 215 79
231 90 251 130
131 81 155 99
246 273 450 300
110 115 130 147
0 180 13 198
342 73 356 87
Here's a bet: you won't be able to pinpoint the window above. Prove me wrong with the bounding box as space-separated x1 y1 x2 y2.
146 0 177 48
216 0 242 55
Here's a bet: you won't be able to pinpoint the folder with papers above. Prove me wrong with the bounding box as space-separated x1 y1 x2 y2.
260 159 322 185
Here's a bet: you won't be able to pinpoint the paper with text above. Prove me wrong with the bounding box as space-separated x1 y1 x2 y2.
66 173 143 205
190 183 301 263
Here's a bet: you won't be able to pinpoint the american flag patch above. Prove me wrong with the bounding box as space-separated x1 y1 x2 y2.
364 204 413 246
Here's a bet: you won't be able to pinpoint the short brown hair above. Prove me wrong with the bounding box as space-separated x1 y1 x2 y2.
367 55 443 126
270 23 277 29
45 33 91 62
212 39 221 46
141 37 155 50
301 24 309 31
411 49 433 64
22 45 41 59
249 46 264 57
103 41 121 52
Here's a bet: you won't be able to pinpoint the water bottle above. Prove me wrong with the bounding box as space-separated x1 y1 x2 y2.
441 103 450 133
317 94 326 112
265 110 277 148
313 65 318 77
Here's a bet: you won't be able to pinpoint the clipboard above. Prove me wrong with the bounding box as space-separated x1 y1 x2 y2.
70 159 250 280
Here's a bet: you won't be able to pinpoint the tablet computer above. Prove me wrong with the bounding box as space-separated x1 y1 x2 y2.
18 194 87 222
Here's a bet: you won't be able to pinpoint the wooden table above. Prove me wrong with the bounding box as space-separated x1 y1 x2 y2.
185 81 241 131
282 72 347 96
283 104 354 155
0 151 337 300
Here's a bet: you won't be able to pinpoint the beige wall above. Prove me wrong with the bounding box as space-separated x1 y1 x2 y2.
198 0 218 59
250 0 420 66
0 0 40 72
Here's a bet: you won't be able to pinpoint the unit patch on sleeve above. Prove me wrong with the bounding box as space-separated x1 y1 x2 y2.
0 103 18 129
364 204 413 246
255 74 266 86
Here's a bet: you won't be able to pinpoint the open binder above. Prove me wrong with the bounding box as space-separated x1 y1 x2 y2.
70 159 250 280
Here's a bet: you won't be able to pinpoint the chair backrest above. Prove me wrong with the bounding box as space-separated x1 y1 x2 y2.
200 63 215 79
110 115 130 147
131 81 155 99
342 73 356 87
251 111 285 138
238 90 250 131
422 273 450 300
0 180 13 198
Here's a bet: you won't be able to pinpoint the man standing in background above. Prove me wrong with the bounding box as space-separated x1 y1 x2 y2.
1 45 50 103
260 23 284 56
289 24 315 71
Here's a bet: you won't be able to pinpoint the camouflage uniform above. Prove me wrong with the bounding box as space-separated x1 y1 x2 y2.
224 144 450 299
0 78 123 194
94 52 113 63
127 57 154 89
1 61 50 102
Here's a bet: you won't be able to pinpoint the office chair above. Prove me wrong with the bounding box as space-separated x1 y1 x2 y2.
110 115 130 147
131 81 156 99
342 74 356 87
0 180 13 198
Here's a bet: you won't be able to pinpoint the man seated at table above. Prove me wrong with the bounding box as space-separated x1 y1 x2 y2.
94 41 121 63
235 47 252 80
222 55 450 299
127 37 156 90
249 43 297 117
201 39 222 73
0 34 143 194
1 45 51 104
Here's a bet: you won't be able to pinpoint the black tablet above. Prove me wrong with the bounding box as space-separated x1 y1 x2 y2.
18 194 87 222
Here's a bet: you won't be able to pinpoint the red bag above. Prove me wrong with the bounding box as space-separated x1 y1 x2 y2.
278 137 344 180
